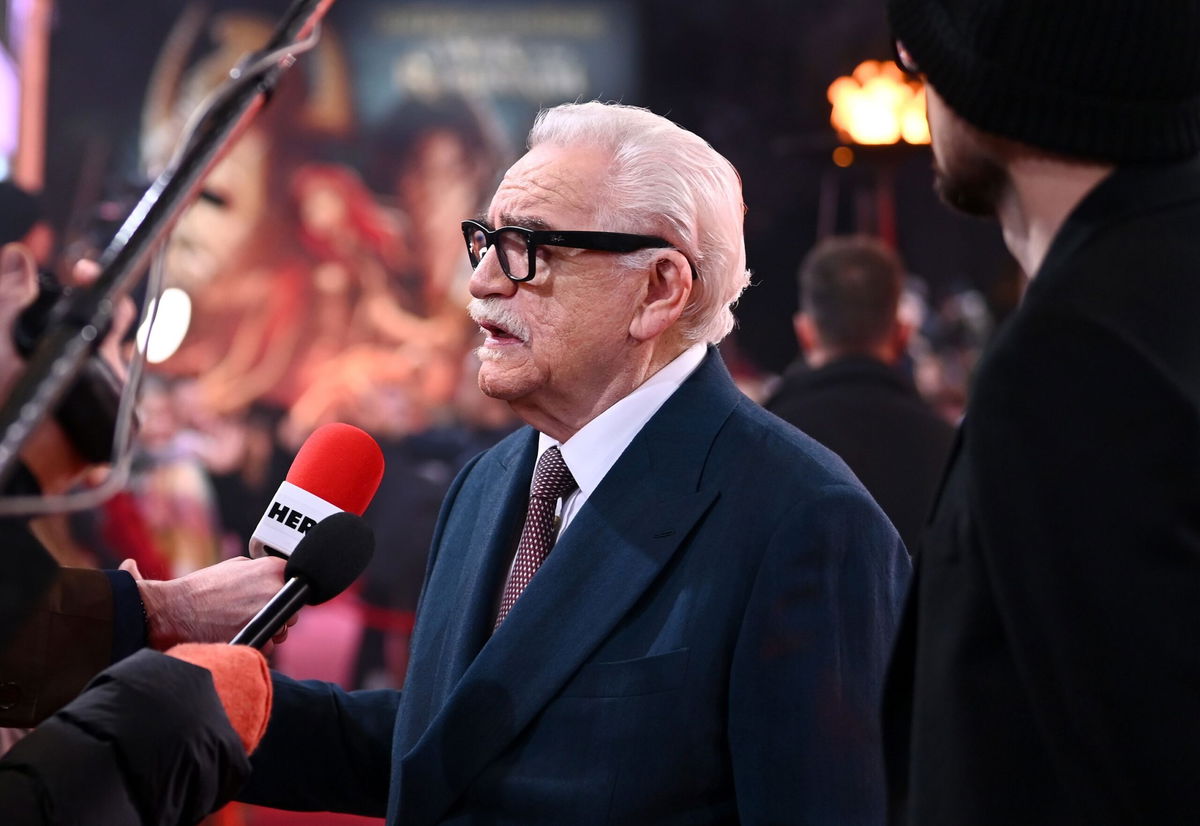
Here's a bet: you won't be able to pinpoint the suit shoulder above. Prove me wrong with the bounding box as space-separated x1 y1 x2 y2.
716 397 866 493
721 401 906 569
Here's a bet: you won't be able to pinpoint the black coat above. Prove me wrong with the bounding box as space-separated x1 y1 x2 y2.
1 464 144 728
0 650 249 825
884 158 1200 825
765 357 954 551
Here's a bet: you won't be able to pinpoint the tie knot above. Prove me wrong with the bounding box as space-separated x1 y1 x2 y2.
531 445 577 501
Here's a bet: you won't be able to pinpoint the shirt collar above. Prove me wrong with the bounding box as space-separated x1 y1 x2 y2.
536 343 707 496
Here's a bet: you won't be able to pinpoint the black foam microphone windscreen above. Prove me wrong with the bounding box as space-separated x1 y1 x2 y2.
285 511 376 605
231 512 375 647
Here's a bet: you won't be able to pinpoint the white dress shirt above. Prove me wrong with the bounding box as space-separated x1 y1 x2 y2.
536 342 707 539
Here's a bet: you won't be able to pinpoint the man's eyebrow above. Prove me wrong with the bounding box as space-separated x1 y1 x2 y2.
498 213 552 231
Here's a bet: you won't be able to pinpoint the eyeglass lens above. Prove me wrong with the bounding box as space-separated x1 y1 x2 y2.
467 227 534 280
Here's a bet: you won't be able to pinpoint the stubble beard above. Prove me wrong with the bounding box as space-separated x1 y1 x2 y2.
932 152 1008 218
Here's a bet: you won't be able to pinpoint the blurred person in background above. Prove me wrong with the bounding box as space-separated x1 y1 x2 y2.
913 286 994 424
126 376 224 577
143 9 357 416
765 235 955 552
0 183 54 268
885 1 1200 823
366 94 510 324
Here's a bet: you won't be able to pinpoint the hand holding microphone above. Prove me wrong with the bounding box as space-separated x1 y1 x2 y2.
161 424 381 749
157 509 376 758
123 422 384 651
232 510 375 647
1 423 381 823
127 555 292 650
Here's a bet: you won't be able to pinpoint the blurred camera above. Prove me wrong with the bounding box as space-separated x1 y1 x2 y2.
12 270 127 465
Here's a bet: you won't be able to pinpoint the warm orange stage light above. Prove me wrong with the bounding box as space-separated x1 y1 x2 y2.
832 146 855 167
827 60 930 146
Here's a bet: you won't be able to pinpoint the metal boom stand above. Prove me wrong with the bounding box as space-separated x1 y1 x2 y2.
0 0 338 491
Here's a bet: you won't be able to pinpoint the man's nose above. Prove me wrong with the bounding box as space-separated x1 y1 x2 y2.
468 246 518 299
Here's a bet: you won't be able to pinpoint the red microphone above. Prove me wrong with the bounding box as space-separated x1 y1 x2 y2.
248 423 385 558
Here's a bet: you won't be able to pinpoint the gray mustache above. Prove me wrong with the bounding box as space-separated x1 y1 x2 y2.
468 298 531 342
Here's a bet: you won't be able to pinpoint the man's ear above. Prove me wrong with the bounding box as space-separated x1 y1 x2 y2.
629 250 693 342
0 243 39 323
794 312 816 352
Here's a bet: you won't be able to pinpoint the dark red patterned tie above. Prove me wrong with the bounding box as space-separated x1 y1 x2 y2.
494 446 578 628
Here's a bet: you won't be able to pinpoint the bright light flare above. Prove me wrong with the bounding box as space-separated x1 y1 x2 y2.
828 60 930 146
136 287 192 364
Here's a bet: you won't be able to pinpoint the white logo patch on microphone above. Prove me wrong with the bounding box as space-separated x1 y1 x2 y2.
249 481 344 558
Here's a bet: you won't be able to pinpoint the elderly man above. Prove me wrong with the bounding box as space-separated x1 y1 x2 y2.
884 2 1200 825
242 101 909 824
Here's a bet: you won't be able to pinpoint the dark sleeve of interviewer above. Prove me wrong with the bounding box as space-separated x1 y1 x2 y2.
0 649 251 826
0 516 146 728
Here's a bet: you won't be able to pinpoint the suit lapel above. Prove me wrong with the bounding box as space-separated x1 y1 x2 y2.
392 430 535 754
392 349 741 825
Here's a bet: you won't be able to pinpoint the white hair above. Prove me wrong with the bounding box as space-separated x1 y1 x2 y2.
527 101 750 345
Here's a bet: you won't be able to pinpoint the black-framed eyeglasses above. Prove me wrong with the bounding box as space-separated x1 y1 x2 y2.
893 39 921 79
461 219 688 283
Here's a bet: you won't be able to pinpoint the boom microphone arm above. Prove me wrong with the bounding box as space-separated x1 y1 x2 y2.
0 0 338 491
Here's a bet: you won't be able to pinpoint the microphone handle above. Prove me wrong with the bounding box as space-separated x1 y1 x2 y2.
231 577 310 648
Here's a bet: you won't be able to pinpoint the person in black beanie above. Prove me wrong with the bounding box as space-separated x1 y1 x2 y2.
883 2 1200 825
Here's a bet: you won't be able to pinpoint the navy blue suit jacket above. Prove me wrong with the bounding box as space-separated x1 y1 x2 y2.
242 349 911 824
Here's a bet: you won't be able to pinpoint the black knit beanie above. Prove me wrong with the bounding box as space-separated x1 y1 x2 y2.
888 0 1200 162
